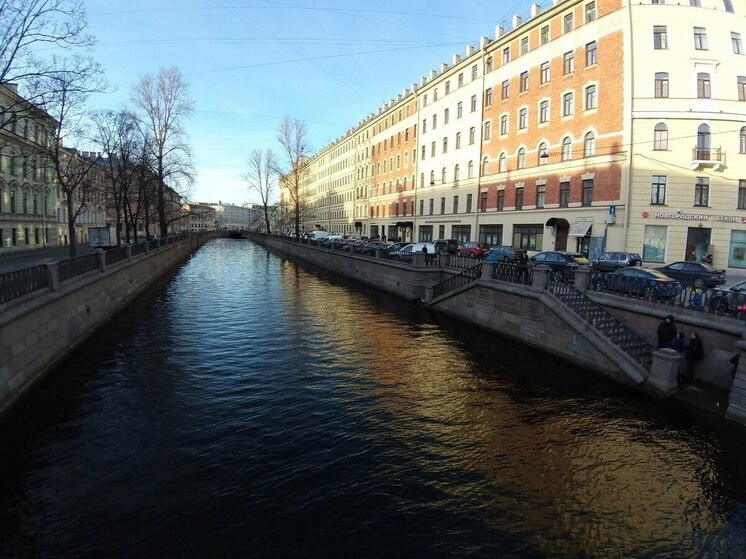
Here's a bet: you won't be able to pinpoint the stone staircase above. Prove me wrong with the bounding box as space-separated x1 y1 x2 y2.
546 271 653 371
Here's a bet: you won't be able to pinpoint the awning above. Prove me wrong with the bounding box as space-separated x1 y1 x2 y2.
396 221 414 228
568 221 593 237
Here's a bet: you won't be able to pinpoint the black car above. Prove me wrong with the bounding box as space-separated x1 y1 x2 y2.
433 239 458 255
593 267 682 300
656 261 726 288
530 251 590 280
708 280 746 314
592 251 642 272
360 241 388 255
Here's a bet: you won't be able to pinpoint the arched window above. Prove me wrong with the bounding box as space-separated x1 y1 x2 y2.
654 123 669 150
561 137 573 161
538 142 548 165
441 167 446 183
697 123 711 159
517 147 526 169
454 164 460 182
498 152 507 172
724 0 734 13
403 177 408 190
429 170 435 185
420 173 425 187
740 126 746 154
468 160 474 178
482 156 490 175
584 132 596 157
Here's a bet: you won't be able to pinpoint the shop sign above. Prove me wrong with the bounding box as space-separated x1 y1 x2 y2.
641 211 746 223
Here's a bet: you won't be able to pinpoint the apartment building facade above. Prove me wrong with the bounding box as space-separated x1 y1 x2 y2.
295 0 746 269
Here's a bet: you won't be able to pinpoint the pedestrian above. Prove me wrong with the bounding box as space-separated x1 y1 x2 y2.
683 332 704 383
670 332 686 353
657 315 677 349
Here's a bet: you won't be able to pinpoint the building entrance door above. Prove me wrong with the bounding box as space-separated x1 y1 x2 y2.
555 223 569 251
685 227 711 262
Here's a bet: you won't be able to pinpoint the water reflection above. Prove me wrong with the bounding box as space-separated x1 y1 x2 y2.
0 238 744 557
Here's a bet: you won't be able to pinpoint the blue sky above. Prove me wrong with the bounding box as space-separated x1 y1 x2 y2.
85 0 547 205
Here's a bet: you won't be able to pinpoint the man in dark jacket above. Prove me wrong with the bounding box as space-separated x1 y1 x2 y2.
657 315 677 349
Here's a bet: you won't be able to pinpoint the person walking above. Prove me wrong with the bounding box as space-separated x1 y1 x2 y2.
657 315 677 349
683 332 705 383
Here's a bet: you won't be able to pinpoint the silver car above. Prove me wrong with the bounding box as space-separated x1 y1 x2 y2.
592 251 642 272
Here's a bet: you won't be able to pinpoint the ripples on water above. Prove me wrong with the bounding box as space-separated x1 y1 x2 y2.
1 239 746 558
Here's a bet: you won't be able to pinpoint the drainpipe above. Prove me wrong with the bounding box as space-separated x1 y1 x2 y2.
622 0 635 253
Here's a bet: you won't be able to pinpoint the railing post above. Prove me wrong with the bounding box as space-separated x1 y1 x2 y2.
374 248 384 259
648 349 683 396
96 248 106 272
413 253 426 268
145 241 150 254
481 261 494 280
574 265 592 293
125 245 132 261
531 265 549 292
423 285 434 303
45 263 60 292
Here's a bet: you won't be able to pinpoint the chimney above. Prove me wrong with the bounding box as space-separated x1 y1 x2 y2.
466 44 475 56
452 53 461 65
440 62 448 73
512 15 522 29
480 36 489 49
531 3 541 17
429 69 437 80
495 26 505 38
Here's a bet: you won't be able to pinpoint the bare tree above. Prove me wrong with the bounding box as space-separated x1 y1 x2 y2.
243 148 277 234
0 0 94 125
131 66 194 237
276 116 310 238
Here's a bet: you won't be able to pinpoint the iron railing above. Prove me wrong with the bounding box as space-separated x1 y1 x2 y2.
432 263 482 299
131 243 147 256
547 270 653 370
106 246 128 265
491 262 533 285
57 253 98 282
0 265 49 304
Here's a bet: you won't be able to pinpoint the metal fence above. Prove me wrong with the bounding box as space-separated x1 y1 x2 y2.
432 263 482 299
491 262 533 285
131 243 147 257
0 265 49 304
57 253 98 282
105 246 128 265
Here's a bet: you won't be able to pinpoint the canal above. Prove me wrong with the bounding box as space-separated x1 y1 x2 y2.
1 238 745 557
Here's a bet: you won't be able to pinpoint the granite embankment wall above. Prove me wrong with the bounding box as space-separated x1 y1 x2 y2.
0 236 206 419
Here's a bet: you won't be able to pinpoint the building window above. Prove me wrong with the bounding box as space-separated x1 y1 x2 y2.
586 41 597 66
422 118 427 134
467 193 473 213
517 148 526 169
468 161 474 178
563 51 575 74
694 177 709 206
724 0 734 13
498 152 507 172
697 72 711 99
441 168 446 183
457 101 463 118
470 95 477 112
483 121 491 141
541 61 550 84
582 179 593 206
520 71 528 92
562 92 574 116
733 32 743 54
454 165 460 183
445 80 450 94
643 225 667 262
419 199 424 215
469 126 476 144
740 126 746 153
739 76 746 101
485 87 493 106
432 114 437 129
497 191 504 211
501 80 510 100
655 72 669 98
651 175 667 205
455 132 462 149
515 187 524 210
472 64 478 80
539 100 549 123
440 197 446 214
521 36 529 55
453 195 459 213
485 57 493 72
538 142 548 165
654 26 668 49
430 170 435 185
500 114 508 135
443 137 448 153
444 108 449 124
536 184 546 208
541 25 549 45
559 182 570 207
561 136 573 160
584 132 596 156
502 47 511 64
421 145 426 160
585 85 597 110
429 199 434 215
518 108 528 129
458 73 464 87
585 1 596 22
694 27 708 50
738 180 746 209
564 12 574 33
654 123 669 150
690 0 701 5
482 156 490 175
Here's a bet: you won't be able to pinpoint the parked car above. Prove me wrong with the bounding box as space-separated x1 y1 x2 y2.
592 251 642 272
385 242 409 252
360 241 388 255
530 251 590 280
388 242 436 261
457 241 491 258
433 239 458 255
594 267 682 299
707 280 746 314
484 246 526 263
656 261 726 288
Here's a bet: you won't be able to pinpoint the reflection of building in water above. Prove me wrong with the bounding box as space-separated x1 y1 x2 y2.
292 0 746 272
276 261 726 556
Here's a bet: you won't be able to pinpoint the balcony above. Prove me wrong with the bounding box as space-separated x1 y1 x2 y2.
691 147 725 171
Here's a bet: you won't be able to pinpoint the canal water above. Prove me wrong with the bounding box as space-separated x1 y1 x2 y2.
1 239 745 558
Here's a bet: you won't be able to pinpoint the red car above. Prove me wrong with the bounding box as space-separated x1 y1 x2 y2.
457 241 491 258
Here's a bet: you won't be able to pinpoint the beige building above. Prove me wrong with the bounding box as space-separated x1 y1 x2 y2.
294 0 746 270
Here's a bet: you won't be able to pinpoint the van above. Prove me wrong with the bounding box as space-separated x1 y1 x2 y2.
311 230 329 240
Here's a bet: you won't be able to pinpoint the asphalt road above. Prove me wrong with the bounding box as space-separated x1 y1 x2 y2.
0 246 98 274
